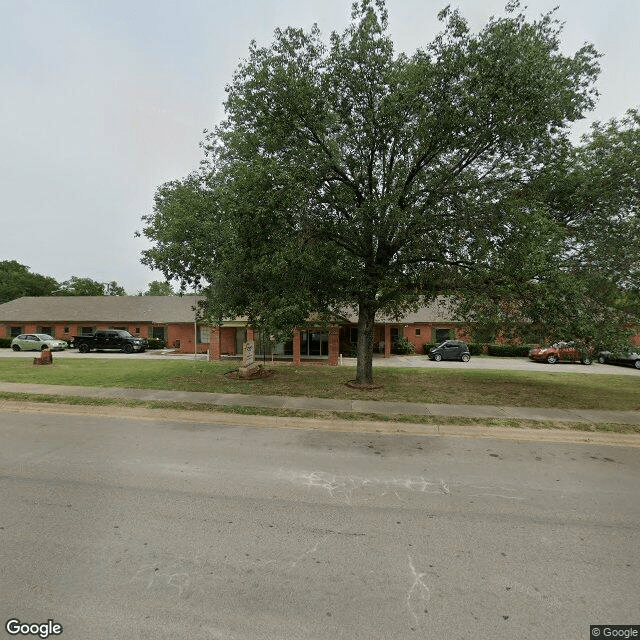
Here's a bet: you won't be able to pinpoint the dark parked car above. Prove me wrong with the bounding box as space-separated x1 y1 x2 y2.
427 340 470 362
71 330 147 353
597 350 640 370
528 341 592 365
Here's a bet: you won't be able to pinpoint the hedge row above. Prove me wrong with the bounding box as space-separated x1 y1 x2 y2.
487 344 533 357
0 338 12 348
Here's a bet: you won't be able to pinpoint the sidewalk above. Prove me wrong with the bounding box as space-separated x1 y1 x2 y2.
0 381 638 425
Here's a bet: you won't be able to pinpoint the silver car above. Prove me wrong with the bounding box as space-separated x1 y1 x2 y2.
11 334 68 352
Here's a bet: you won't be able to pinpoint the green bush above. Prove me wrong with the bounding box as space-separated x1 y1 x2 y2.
0 338 13 348
422 342 436 354
487 344 532 357
392 337 415 355
468 343 485 356
146 338 166 350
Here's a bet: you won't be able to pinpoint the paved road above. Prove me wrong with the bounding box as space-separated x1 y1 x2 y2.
1 407 638 639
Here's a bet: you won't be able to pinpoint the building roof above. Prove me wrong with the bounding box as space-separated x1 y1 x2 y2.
0 295 460 325
335 297 459 324
0 296 205 323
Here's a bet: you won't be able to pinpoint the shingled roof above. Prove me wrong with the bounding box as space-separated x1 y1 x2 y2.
0 296 460 325
0 296 205 323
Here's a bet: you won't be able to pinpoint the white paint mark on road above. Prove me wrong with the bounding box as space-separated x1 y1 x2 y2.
406 555 431 625
279 470 451 504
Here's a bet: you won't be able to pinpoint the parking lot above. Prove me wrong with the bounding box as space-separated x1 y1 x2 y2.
1 348 638 375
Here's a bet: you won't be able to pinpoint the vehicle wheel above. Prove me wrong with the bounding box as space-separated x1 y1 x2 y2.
635 360 640 370
12 344 20 352
461 354 470 362
78 344 90 353
546 354 558 364
123 344 134 354
598 355 607 364
582 356 592 365
434 354 442 362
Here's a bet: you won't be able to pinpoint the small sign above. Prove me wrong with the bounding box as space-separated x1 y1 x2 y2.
243 340 255 366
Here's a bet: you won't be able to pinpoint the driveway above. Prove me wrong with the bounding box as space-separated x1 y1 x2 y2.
340 354 640 375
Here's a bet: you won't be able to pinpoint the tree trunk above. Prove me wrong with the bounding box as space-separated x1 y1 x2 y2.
355 300 377 384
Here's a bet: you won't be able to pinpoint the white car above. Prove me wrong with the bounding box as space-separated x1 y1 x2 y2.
11 334 68 352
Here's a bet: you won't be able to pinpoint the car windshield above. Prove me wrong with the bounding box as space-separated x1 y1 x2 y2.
34 334 54 340
115 330 133 338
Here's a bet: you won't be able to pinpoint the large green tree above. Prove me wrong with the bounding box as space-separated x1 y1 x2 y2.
0 261 59 304
141 1 606 383
55 276 126 296
143 280 176 296
458 110 640 351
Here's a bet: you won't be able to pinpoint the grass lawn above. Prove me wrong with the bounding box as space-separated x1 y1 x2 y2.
0 356 638 411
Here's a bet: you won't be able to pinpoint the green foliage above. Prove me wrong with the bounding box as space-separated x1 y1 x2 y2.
55 276 126 296
0 338 13 348
145 338 166 350
392 337 415 354
143 281 175 296
0 260 59 303
468 343 485 356
422 343 436 354
139 0 603 383
460 111 640 353
487 344 534 357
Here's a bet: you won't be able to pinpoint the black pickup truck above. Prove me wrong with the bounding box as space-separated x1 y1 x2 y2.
71 330 148 354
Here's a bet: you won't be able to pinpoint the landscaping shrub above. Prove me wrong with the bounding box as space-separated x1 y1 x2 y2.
146 338 166 350
487 344 533 357
0 338 13 348
392 337 415 354
468 343 485 356
422 342 436 354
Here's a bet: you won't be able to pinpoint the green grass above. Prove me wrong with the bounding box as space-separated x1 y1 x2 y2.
0 356 638 411
2 392 638 434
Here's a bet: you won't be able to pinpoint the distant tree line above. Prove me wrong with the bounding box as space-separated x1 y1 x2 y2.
0 260 175 303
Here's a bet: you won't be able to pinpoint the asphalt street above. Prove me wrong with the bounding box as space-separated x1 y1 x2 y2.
1 407 638 640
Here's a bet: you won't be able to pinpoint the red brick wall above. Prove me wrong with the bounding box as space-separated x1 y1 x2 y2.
401 323 465 353
209 327 246 360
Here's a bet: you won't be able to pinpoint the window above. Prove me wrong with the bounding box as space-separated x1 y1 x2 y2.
253 330 292 357
10 326 22 337
63 326 69 334
81 326 94 336
152 326 166 340
349 327 358 343
415 328 421 336
40 326 53 337
135 327 141 334
300 330 328 356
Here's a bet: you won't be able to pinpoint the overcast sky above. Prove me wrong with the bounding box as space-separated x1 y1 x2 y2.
2 0 639 294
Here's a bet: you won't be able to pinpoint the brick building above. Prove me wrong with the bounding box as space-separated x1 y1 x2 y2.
209 298 466 364
0 296 465 362
0 296 210 354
